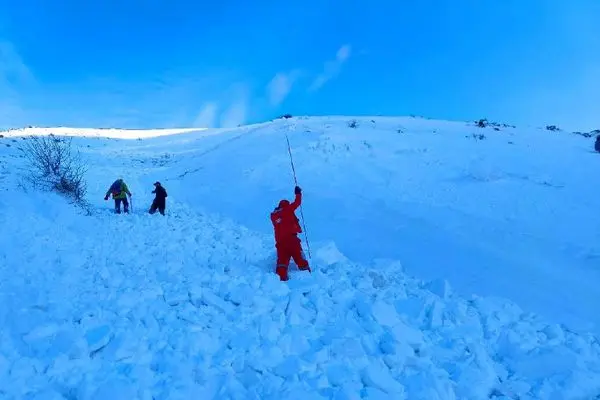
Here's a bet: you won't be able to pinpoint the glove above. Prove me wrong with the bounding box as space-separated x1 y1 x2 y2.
294 186 302 194
104 195 109 200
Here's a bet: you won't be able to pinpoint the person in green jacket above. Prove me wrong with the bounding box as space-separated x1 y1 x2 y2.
104 178 132 214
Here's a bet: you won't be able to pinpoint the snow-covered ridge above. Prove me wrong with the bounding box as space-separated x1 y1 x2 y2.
1 115 597 141
0 126 206 139
1 115 599 398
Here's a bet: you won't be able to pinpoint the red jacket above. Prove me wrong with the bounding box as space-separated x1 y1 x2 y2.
271 193 302 243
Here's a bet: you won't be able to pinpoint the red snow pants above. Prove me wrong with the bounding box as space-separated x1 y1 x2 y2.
275 235 310 281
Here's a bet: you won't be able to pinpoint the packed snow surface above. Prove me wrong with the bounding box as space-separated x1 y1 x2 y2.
1 116 600 399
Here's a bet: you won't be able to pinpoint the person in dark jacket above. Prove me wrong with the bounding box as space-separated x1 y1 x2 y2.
149 181 167 215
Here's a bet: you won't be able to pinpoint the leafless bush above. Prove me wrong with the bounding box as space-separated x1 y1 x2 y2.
20 135 88 205
476 119 488 128
475 119 515 129
348 119 359 128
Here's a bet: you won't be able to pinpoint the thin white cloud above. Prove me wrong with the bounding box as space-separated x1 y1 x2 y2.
193 102 218 128
217 84 249 128
336 44 351 61
0 40 35 85
308 44 352 92
0 45 256 129
0 100 25 129
0 40 34 128
69 73 244 128
220 97 247 128
267 70 301 107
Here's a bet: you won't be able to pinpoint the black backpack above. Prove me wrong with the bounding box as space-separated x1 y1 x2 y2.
109 180 122 195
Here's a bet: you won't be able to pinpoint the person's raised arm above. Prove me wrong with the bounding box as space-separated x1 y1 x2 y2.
289 186 302 210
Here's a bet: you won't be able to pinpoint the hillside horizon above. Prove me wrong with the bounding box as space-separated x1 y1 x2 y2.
2 114 599 138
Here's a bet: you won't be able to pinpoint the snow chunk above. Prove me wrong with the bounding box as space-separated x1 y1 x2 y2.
542 323 565 345
401 369 456 400
85 325 113 355
394 296 429 323
451 344 499 399
426 299 445 329
510 346 580 381
22 390 67 400
274 356 301 378
163 287 189 306
361 362 406 397
226 283 255 306
372 300 400 327
89 378 137 400
369 258 404 273
424 278 452 300
368 270 388 289
22 323 61 342
260 274 291 298
361 387 392 400
202 289 236 315
326 363 353 387
315 241 348 265
0 353 9 379
287 273 319 294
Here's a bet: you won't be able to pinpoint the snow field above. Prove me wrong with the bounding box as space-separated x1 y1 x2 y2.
1 116 600 398
158 116 600 334
1 194 600 399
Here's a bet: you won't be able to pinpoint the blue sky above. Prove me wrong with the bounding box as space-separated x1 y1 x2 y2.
0 0 599 130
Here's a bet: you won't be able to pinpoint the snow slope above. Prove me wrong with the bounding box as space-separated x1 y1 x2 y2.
1 117 600 399
125 116 600 333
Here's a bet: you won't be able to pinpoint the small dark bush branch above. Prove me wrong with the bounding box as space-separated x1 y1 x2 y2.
468 133 486 140
20 135 89 207
475 119 515 129
348 119 358 128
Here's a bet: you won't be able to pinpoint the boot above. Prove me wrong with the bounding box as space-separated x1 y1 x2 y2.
299 265 311 273
276 266 289 281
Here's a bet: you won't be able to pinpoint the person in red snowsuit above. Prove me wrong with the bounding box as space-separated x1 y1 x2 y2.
270 186 310 281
